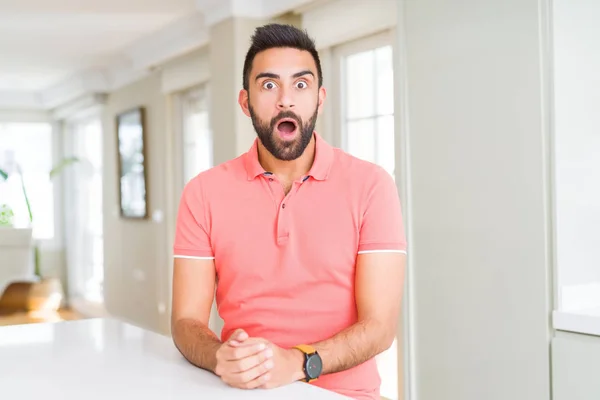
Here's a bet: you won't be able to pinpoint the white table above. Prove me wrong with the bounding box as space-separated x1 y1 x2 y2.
0 318 350 399
554 307 600 337
553 282 600 337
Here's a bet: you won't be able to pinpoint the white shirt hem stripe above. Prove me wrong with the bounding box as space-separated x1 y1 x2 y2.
173 255 215 260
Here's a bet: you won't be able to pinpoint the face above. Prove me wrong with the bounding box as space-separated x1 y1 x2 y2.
239 47 326 161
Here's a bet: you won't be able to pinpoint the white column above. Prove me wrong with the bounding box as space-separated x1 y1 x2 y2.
398 1 553 399
209 17 267 167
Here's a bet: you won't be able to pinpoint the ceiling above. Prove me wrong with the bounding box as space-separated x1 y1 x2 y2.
0 0 197 92
0 0 316 111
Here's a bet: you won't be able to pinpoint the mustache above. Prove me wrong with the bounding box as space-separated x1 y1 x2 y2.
270 111 302 129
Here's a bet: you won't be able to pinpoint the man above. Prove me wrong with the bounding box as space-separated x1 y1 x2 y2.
171 23 407 400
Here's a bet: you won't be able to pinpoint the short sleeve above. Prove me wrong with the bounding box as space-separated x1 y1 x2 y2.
173 179 214 259
358 168 407 254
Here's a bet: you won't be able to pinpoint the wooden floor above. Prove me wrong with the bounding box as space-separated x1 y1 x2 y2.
0 308 83 327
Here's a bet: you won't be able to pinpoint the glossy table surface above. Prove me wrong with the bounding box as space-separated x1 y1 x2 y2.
0 318 350 399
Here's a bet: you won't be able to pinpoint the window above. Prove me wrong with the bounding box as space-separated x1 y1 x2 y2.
552 1 600 334
339 39 395 179
334 32 399 399
0 122 54 239
64 118 103 303
181 84 212 185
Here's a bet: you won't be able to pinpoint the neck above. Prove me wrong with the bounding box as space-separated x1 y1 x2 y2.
257 134 316 182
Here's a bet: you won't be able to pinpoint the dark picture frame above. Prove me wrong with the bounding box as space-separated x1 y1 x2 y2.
116 107 148 219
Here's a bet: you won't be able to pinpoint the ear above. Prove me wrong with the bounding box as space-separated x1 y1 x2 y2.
317 86 327 114
238 89 251 117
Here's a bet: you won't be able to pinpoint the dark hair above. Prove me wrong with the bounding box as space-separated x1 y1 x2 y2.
242 23 323 91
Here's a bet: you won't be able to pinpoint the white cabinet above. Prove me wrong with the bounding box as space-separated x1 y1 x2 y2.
0 227 33 294
552 332 600 400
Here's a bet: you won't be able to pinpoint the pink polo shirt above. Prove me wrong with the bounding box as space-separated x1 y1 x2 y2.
173 133 406 400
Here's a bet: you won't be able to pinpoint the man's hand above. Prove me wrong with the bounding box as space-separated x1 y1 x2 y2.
218 329 305 390
215 329 274 389
257 344 305 389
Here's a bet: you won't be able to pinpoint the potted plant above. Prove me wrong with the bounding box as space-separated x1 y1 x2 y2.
0 157 79 312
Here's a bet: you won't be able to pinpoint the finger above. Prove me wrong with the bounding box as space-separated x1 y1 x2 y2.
231 347 273 373
225 342 270 361
227 329 248 344
243 371 272 389
229 337 266 348
224 371 271 390
235 359 274 387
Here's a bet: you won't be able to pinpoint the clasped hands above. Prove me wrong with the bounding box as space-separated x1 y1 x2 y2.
215 329 304 390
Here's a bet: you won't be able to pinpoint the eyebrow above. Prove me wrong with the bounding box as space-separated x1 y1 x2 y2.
255 70 315 82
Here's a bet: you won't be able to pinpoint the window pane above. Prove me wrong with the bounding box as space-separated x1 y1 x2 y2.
376 115 396 177
377 337 399 400
182 85 212 184
345 50 375 119
67 119 103 302
0 123 54 239
346 118 376 163
376 45 394 116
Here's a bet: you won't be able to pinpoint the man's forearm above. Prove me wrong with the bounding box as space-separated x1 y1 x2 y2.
172 318 222 373
310 318 394 375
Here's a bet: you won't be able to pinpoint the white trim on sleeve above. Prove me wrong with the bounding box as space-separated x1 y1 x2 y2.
357 250 407 255
173 255 215 260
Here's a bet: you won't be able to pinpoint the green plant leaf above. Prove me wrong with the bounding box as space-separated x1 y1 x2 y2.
0 168 7 181
14 165 33 223
49 156 80 179
34 244 41 278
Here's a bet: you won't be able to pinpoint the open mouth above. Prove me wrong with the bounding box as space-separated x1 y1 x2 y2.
276 118 298 139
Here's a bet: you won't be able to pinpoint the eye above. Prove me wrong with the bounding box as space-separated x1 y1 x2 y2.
263 81 277 90
295 80 308 89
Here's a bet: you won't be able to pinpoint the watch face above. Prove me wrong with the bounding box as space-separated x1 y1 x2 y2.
306 353 323 379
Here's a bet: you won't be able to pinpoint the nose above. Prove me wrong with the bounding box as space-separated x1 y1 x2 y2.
276 87 295 110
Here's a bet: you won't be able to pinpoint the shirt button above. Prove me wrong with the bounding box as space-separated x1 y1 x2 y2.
269 178 274 182
282 204 286 209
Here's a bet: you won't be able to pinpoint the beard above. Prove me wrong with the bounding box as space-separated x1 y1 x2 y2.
249 104 318 161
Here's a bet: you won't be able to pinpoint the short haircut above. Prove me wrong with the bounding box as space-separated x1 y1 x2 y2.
242 23 323 91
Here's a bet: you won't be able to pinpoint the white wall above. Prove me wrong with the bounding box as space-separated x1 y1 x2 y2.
302 0 396 50
552 0 600 289
399 0 552 399
160 47 210 94
102 72 171 334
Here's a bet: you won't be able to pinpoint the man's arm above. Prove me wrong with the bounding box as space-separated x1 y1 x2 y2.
171 257 221 373
309 251 406 374
303 167 407 376
255 251 405 389
171 180 273 387
171 257 275 388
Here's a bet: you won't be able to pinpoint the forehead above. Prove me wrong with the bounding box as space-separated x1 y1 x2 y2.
251 47 317 78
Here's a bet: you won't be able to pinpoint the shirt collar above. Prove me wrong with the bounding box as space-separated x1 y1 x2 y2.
244 132 334 181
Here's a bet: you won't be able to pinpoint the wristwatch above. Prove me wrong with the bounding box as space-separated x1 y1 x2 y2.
293 344 323 382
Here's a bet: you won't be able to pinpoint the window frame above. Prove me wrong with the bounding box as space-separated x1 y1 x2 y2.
171 83 211 193
331 29 402 400
0 118 62 249
62 109 105 310
332 30 395 153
